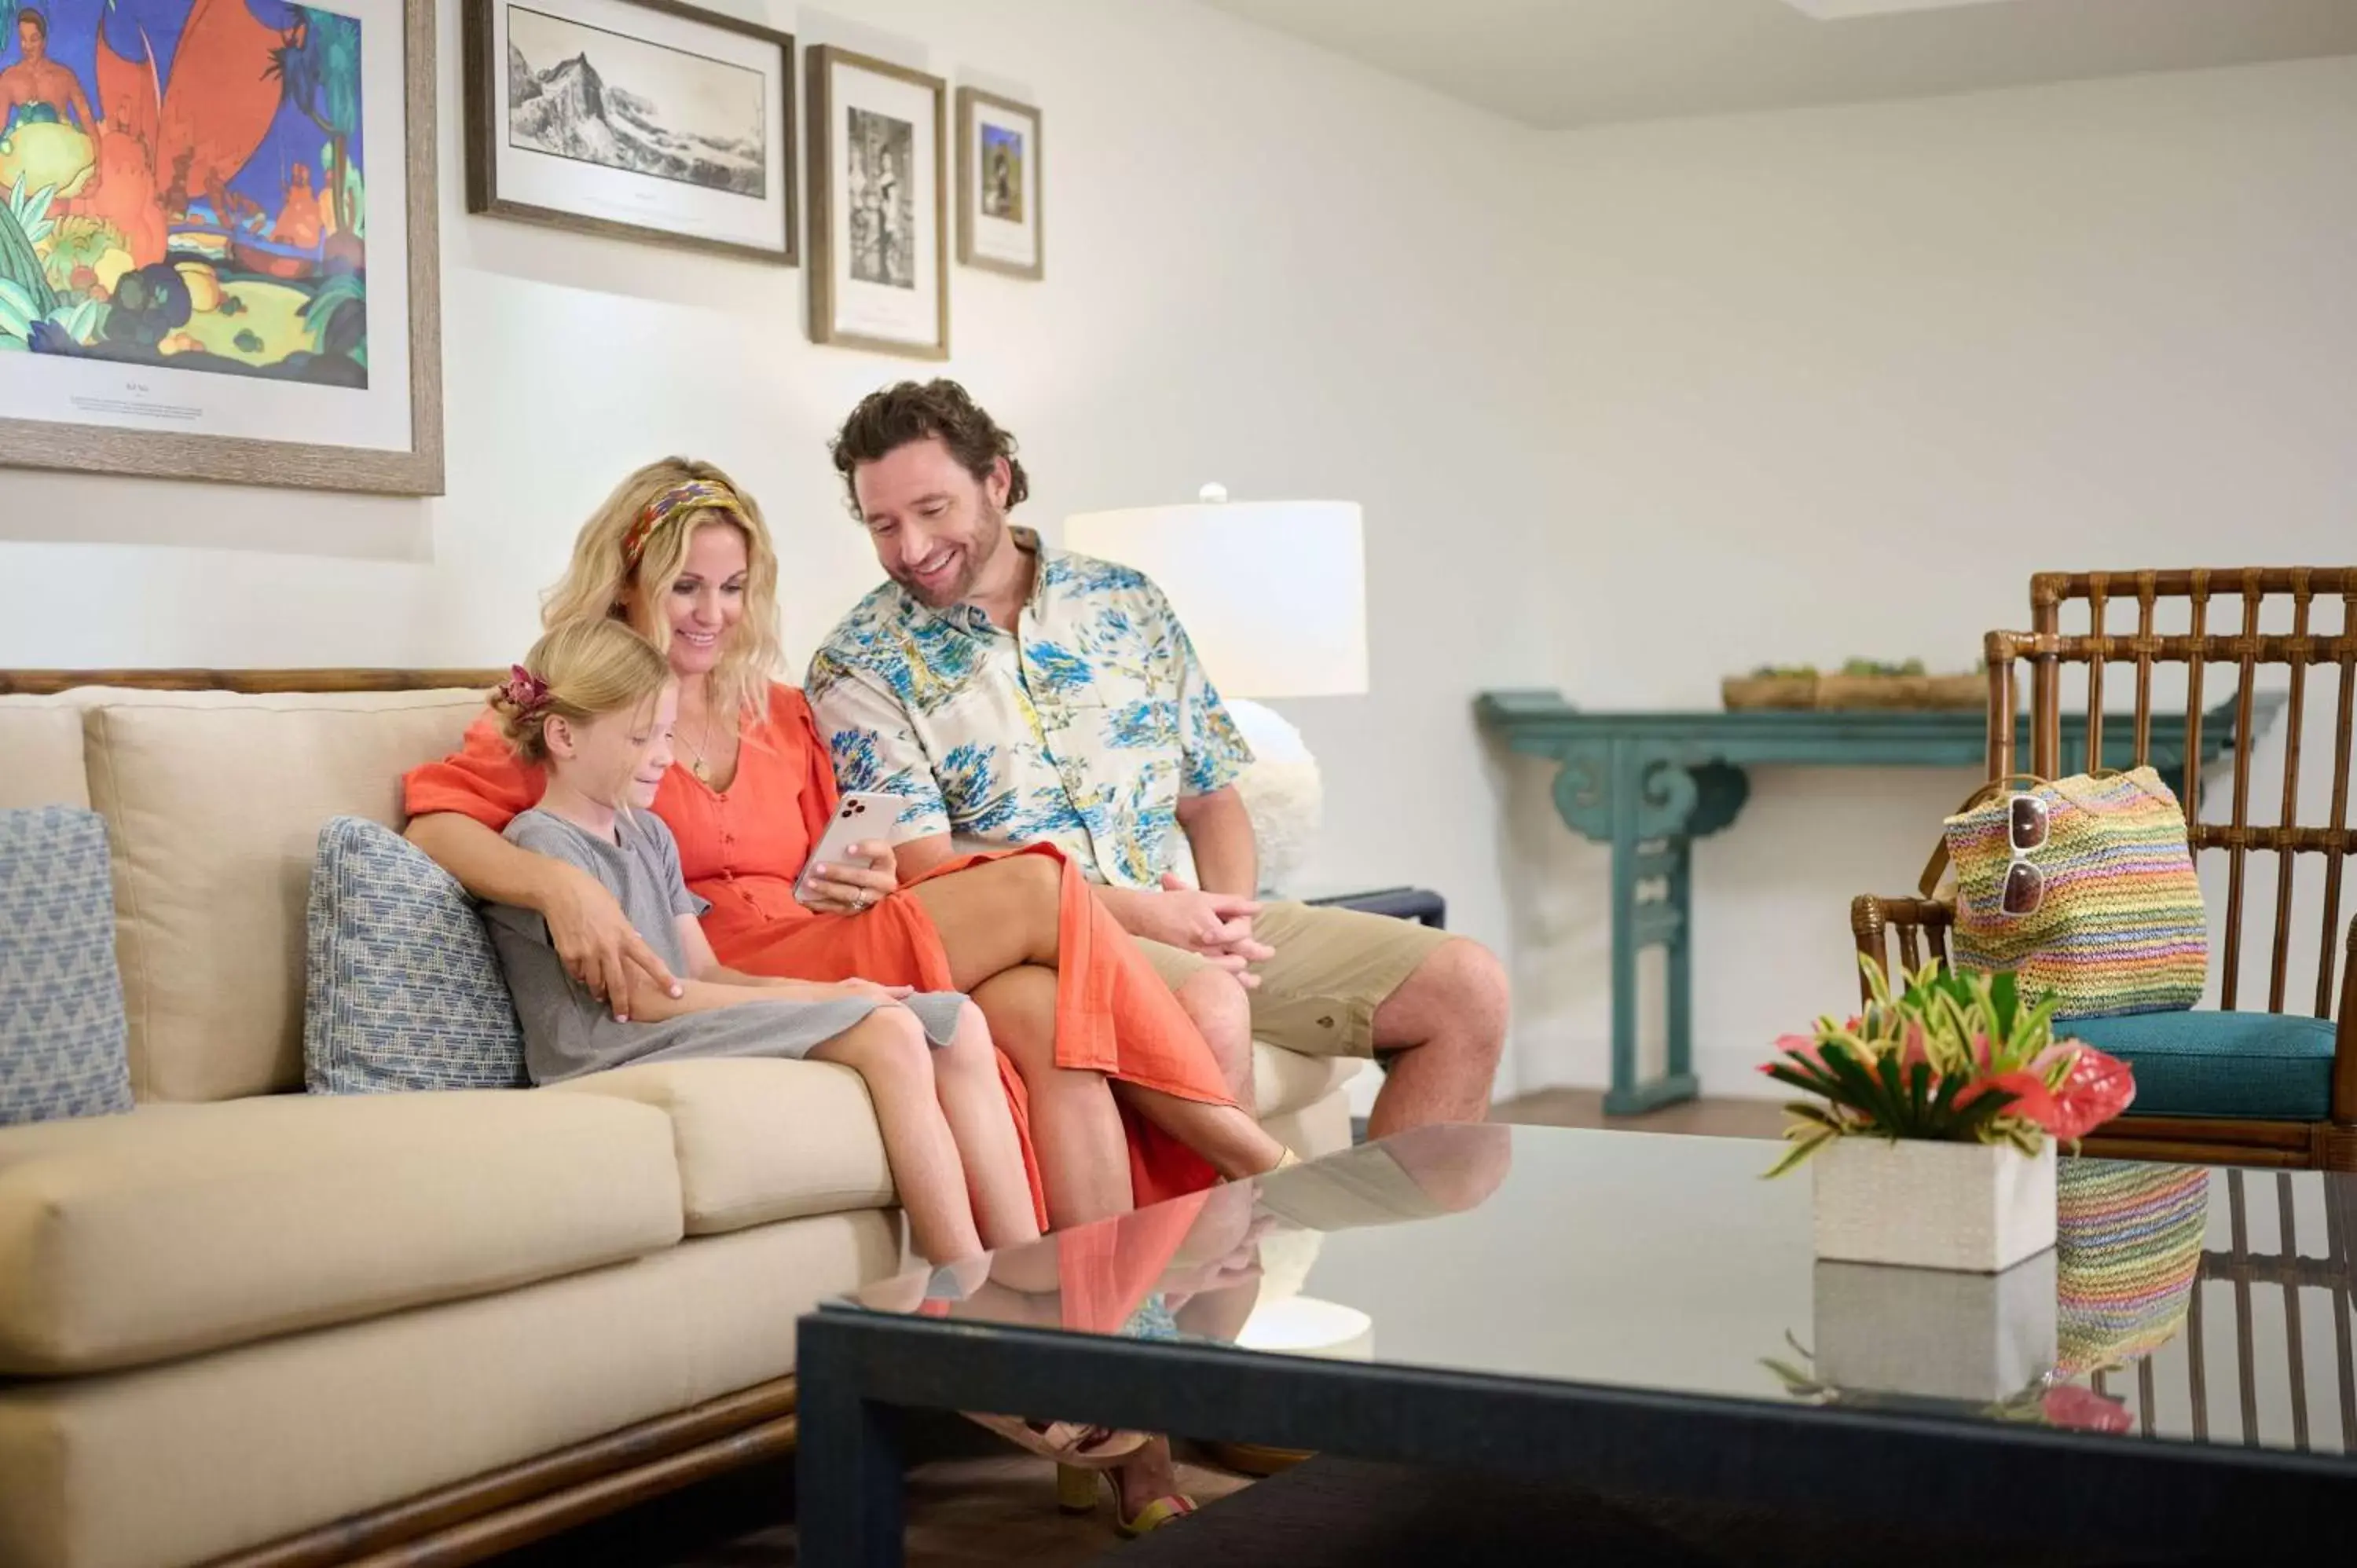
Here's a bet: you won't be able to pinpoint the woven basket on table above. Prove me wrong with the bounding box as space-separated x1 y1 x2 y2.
1721 672 1985 712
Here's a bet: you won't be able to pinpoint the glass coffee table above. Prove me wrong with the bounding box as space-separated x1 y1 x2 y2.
796 1126 2357 1564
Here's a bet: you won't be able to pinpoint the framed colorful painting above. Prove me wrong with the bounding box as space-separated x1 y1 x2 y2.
0 0 443 493
805 44 944 361
463 0 794 265
955 86 1038 281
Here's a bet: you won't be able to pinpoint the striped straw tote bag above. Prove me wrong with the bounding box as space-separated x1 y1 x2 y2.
1923 768 2208 1021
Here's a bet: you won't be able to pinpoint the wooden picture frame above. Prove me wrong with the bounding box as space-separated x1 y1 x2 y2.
805 46 948 361
955 86 1042 280
463 0 797 266
0 0 444 493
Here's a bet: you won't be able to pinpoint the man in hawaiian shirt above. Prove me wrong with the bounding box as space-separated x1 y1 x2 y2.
808 379 1507 1134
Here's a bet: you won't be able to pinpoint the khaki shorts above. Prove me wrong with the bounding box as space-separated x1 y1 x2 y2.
1135 900 1451 1060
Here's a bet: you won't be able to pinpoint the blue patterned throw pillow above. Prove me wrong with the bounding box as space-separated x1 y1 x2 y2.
304 816 527 1093
0 807 134 1125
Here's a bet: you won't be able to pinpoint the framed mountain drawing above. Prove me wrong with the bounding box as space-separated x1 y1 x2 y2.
0 0 445 493
805 45 945 360
463 0 795 265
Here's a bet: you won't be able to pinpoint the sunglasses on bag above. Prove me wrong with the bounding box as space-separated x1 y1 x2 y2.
2001 793 2049 918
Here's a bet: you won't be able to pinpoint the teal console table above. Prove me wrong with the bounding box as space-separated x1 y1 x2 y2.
1474 691 2280 1115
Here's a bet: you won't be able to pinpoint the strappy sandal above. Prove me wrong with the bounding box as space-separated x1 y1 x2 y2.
964 1413 1148 1467
1056 1465 1199 1536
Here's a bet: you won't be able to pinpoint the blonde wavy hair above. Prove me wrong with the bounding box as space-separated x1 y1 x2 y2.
489 619 673 764
540 457 783 721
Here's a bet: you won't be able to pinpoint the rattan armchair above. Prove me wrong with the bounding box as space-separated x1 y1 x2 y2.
1851 569 2357 1172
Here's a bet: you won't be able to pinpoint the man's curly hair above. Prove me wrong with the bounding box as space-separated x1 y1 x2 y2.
829 379 1029 517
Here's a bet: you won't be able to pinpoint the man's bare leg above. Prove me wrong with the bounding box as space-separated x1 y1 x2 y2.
1365 940 1510 1140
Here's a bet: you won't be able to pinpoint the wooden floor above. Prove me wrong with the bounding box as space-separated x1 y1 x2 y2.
489 1090 1782 1568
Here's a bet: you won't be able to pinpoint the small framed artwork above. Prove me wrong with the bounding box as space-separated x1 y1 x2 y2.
955 88 1041 280
463 0 796 265
0 0 444 493
805 46 947 361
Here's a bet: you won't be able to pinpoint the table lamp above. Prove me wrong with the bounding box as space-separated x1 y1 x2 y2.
1061 487 1367 895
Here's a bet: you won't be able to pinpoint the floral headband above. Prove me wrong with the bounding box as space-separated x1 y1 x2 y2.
621 479 741 572
497 664 551 718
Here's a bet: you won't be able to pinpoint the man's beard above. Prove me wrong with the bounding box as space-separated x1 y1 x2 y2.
891 500 1006 608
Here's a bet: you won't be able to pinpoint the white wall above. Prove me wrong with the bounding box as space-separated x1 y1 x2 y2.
1508 56 2357 1098
0 0 1560 1097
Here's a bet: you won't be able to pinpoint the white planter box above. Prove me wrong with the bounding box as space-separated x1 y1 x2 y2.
1814 1252 2058 1403
1810 1137 2056 1273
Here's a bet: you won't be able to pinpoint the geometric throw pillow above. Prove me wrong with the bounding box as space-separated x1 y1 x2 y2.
303 815 528 1094
0 805 134 1125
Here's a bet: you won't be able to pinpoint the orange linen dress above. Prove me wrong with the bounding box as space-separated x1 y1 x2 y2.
403 684 1233 1225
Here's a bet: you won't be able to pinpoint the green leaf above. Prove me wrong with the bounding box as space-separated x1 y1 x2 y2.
1821 1042 1903 1127
0 277 33 340
1763 1062 1843 1102
1782 1101 1845 1131
1763 1125 1837 1178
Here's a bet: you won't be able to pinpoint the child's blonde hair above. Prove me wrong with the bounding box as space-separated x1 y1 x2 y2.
490 619 673 764
539 457 783 723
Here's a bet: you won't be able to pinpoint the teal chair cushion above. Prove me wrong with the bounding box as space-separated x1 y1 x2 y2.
2065 1009 2339 1121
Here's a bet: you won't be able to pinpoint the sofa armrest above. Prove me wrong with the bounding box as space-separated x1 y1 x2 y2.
1849 893 1958 1003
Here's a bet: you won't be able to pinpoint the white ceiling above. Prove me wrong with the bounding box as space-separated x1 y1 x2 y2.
1197 0 2357 128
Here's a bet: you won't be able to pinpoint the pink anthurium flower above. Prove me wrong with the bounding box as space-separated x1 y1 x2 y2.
1956 1069 2058 1127
1766 1033 1827 1072
2029 1042 2137 1141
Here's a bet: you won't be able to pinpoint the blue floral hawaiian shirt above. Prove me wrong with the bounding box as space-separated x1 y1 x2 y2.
805 529 1253 888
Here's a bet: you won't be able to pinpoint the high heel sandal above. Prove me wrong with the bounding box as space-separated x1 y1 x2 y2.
1056 1464 1199 1537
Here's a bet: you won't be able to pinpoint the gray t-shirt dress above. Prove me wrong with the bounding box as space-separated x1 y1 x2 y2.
482 808 966 1086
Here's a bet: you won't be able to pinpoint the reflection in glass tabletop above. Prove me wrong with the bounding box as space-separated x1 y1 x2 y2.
834 1123 2357 1456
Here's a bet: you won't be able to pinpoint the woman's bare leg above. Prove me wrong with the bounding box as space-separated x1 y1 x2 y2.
972 965 1134 1229
906 853 1062 985
1112 1081 1288 1180
932 1000 1042 1251
810 1005 982 1265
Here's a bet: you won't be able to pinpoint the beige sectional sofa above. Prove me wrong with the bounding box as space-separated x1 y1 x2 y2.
0 672 1358 1568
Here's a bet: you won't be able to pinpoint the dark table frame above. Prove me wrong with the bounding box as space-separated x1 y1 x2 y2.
794 1303 2355 1565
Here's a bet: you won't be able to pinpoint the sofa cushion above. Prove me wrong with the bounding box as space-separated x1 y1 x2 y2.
0 808 132 1127
0 1212 896 1568
306 815 526 1094
0 1090 684 1375
548 1058 894 1234
1254 1041 1358 1120
0 698 87 811
548 1048 1365 1237
76 687 492 1101
2066 1009 2337 1121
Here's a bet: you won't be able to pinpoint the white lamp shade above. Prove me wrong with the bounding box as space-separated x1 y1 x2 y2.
1060 500 1368 699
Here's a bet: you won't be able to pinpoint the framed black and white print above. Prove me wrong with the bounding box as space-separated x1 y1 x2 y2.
464 0 795 264
805 45 946 360
955 86 1039 280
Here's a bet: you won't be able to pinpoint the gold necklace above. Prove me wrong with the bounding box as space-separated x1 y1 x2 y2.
679 702 725 782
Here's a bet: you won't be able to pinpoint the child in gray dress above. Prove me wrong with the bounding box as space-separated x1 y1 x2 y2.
478 620 1039 1267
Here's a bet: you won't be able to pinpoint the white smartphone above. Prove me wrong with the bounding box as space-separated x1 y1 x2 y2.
794 793 903 906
